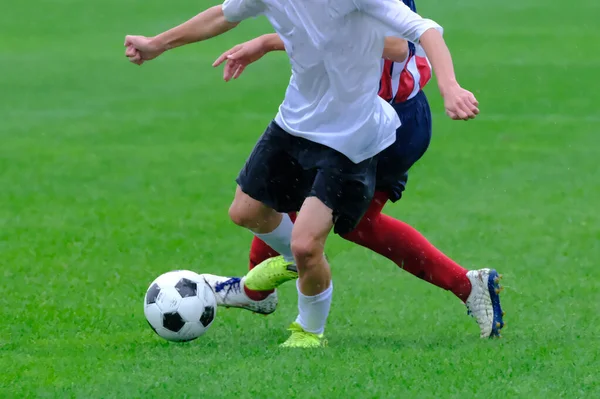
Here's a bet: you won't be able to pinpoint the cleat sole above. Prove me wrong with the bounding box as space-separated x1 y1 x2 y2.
487 269 505 338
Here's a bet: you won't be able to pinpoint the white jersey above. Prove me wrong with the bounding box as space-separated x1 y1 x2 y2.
222 0 442 163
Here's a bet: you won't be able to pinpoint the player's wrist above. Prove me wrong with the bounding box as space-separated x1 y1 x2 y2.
256 35 271 53
260 33 284 53
149 35 169 52
438 79 460 97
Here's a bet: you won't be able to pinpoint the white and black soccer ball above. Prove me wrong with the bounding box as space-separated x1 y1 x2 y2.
144 270 217 342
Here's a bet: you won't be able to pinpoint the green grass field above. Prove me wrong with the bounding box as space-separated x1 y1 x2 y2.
1 0 599 397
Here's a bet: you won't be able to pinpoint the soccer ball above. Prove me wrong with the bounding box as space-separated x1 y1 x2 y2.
144 270 217 342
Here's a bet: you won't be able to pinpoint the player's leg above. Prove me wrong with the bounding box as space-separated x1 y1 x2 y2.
280 196 334 348
344 91 503 337
243 92 505 337
245 212 297 300
246 238 278 300
280 143 377 348
343 196 504 337
201 122 305 315
342 190 472 301
368 91 471 297
249 212 296 270
245 191 472 301
228 186 294 262
292 199 331 296
249 237 279 271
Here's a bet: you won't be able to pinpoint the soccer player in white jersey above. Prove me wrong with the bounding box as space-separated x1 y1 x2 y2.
124 0 479 347
203 24 505 338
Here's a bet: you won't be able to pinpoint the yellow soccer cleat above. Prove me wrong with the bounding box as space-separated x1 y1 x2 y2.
244 255 298 291
280 322 327 348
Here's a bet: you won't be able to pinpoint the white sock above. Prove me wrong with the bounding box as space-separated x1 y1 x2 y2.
254 213 294 263
295 280 333 335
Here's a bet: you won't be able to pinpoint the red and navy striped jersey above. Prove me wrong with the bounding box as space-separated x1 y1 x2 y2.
378 0 432 104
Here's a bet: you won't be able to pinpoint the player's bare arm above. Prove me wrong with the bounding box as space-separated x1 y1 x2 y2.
124 5 239 66
418 29 479 120
357 0 479 120
213 34 409 82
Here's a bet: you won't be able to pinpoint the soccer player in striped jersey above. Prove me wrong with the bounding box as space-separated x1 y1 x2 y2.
203 0 505 339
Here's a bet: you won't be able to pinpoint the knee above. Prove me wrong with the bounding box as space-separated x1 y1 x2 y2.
228 198 260 229
291 236 324 270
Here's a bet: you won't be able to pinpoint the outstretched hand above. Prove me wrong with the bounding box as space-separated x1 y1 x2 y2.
212 37 268 81
124 35 165 66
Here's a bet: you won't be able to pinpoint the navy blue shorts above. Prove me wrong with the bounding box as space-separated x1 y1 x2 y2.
236 122 378 235
377 90 432 202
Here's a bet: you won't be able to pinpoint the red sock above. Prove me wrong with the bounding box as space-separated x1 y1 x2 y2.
342 192 472 302
244 212 297 301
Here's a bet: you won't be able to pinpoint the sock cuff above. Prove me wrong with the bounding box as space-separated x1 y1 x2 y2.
253 213 295 263
254 213 293 239
296 279 333 302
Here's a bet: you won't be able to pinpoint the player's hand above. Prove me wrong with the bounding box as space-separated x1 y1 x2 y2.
442 85 479 120
212 37 268 81
124 35 165 66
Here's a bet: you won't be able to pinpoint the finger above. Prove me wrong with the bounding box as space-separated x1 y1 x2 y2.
462 101 478 119
446 109 459 120
223 60 238 81
461 108 473 120
453 99 473 120
231 65 242 80
128 53 142 64
125 46 138 57
462 92 479 113
226 47 249 61
124 35 135 47
126 51 140 61
456 104 470 120
469 93 479 107
233 64 246 79
213 51 231 67
213 45 241 67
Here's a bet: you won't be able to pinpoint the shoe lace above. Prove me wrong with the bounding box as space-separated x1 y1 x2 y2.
214 277 242 296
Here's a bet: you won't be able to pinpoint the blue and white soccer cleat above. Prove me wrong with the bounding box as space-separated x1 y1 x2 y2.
200 274 278 315
465 269 505 338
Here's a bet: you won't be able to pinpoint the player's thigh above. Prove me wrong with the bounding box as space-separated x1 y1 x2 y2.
235 121 310 214
291 196 334 260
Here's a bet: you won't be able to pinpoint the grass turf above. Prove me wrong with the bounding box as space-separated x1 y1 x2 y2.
1 0 599 397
